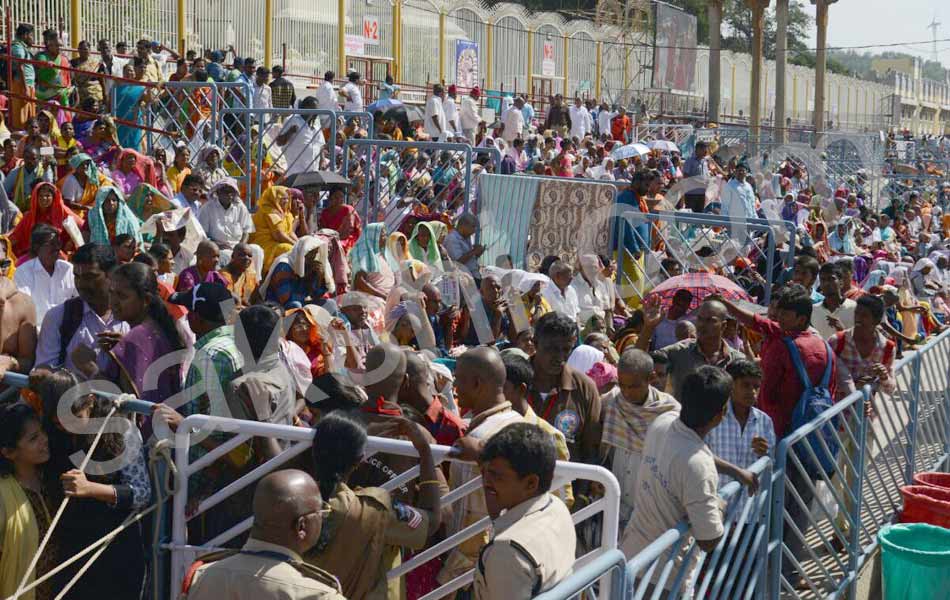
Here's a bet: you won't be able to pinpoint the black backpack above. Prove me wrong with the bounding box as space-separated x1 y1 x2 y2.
58 297 86 366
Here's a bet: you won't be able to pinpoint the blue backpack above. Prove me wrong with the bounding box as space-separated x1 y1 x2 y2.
783 337 838 477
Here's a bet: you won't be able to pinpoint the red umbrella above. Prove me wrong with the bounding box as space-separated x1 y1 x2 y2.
645 272 752 312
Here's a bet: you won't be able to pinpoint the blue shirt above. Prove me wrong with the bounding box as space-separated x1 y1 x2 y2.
705 401 775 486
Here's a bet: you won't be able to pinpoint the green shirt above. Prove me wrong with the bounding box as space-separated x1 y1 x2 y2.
183 325 244 417
12 40 34 86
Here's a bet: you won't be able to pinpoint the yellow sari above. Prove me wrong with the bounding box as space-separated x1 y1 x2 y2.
249 186 296 272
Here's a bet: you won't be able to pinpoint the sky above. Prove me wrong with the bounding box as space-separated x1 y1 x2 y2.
801 0 948 66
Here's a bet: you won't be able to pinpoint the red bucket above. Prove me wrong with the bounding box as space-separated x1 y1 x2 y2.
900 485 950 528
913 472 950 492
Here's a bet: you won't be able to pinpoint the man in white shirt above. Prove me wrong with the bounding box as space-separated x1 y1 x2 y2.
443 85 461 140
251 66 272 110
812 262 857 339
14 225 77 326
198 178 264 274
460 87 482 145
35 243 129 372
501 97 526 144
443 213 484 278
568 97 591 141
441 346 525 584
425 84 448 141
315 71 337 111
276 96 325 176
341 71 363 113
597 102 615 141
172 174 204 212
541 261 580 322
621 366 730 593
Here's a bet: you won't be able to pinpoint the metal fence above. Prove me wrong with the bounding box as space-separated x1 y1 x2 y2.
537 327 950 600
614 211 795 307
168 414 622 599
341 138 474 229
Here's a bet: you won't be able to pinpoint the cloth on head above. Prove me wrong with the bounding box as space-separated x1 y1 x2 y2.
601 387 680 453
261 234 335 296
586 361 617 389
349 222 388 275
125 183 173 221
87 186 143 246
195 144 225 166
386 232 411 272
408 221 445 271
138 206 207 255
209 176 240 197
566 344 604 376
9 181 85 257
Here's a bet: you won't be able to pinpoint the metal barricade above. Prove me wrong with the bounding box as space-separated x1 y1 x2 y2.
625 457 772 600
168 414 621 600
535 549 628 600
768 387 871 600
614 211 794 306
341 139 474 227
216 107 373 204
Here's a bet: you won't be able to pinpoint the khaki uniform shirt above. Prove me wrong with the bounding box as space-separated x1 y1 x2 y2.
185 538 346 599
305 483 432 600
473 494 576 599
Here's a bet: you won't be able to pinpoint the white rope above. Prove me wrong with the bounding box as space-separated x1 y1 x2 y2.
52 504 160 600
12 403 120 597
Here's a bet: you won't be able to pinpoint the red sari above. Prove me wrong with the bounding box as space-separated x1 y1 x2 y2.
9 182 85 258
318 203 362 253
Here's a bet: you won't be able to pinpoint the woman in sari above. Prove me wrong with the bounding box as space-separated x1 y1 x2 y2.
58 153 110 211
0 236 16 280
165 146 191 194
317 187 362 252
385 232 411 275
192 146 229 192
261 235 336 309
125 183 173 224
110 149 154 198
349 223 395 332
81 117 121 170
9 182 84 258
286 305 335 378
34 32 73 115
114 62 148 150
85 186 143 247
0 403 54 600
408 221 445 272
250 186 298 272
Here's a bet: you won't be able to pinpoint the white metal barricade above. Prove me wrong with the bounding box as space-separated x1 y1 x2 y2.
169 414 621 599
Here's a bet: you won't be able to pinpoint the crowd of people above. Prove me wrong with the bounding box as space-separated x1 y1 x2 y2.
2 22 950 600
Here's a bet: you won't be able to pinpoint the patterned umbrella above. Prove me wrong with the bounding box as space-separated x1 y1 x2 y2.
645 272 752 312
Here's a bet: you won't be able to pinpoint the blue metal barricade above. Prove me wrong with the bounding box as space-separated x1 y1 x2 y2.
623 457 772 600
613 211 793 306
341 139 474 226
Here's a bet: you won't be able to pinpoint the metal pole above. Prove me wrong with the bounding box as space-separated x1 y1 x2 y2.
69 0 81 49
485 22 493 90
562 34 569 97
438 11 446 83
526 29 534 97
264 0 273 70
594 41 602 100
707 0 723 123
392 0 401 80
813 0 829 146
338 0 346 76
177 0 186 56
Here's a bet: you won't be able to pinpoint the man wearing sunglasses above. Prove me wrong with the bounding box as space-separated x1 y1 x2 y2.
182 469 345 599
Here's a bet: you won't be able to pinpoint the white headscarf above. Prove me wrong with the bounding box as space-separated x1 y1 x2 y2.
567 344 604 376
261 235 335 295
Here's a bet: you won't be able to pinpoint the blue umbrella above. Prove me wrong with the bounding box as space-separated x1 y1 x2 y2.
367 98 404 113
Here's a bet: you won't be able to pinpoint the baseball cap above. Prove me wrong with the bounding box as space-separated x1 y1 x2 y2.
167 283 234 323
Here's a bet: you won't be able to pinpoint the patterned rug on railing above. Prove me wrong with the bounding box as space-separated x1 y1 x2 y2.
477 173 615 270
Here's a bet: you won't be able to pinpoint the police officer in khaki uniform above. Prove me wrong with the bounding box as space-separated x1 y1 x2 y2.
181 469 346 599
304 410 443 600
473 422 576 599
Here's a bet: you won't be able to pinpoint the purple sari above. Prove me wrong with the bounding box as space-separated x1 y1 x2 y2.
100 319 183 438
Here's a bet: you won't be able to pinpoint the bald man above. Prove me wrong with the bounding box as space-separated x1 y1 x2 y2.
177 239 228 292
438 346 526 585
349 343 451 509
182 469 345 599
